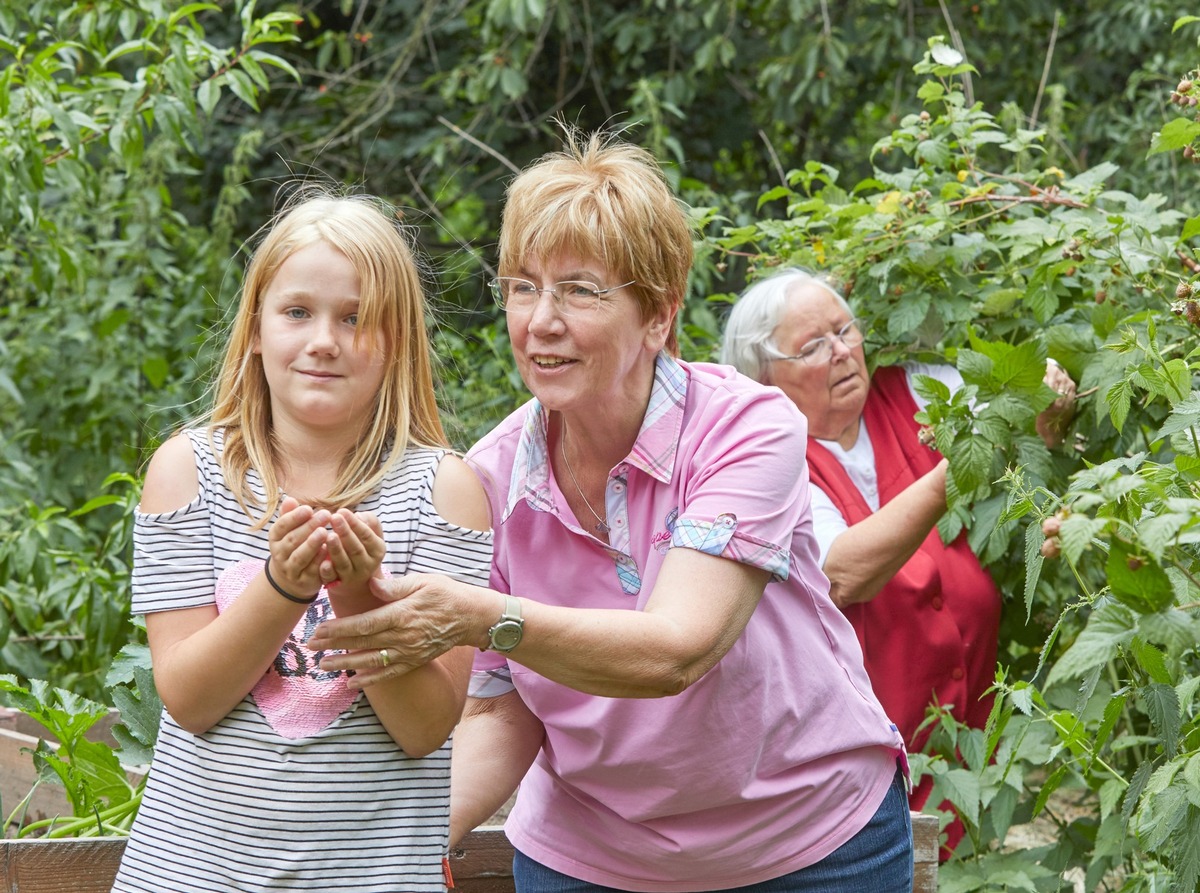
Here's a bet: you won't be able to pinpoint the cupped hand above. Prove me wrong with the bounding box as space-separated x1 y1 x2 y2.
319 509 386 588
268 496 333 598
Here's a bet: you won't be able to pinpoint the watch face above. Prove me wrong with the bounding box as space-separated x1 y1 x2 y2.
491 620 522 652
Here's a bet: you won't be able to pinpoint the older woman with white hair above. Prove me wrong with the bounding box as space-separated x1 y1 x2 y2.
720 267 1075 854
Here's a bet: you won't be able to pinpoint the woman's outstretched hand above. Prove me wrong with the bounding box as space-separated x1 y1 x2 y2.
307 573 496 688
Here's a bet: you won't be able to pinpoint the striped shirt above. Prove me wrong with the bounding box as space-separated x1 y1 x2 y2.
112 429 493 893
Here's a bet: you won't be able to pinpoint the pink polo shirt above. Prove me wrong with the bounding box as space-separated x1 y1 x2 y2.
466 355 905 892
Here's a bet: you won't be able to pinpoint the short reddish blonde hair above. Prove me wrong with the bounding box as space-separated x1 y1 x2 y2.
498 129 693 354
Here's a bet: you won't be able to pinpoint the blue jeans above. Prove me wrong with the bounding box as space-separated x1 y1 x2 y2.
513 767 913 893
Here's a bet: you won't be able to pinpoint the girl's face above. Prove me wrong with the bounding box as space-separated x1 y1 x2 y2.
254 241 386 435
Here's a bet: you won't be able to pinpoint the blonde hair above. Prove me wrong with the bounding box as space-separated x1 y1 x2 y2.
208 190 447 526
498 128 693 354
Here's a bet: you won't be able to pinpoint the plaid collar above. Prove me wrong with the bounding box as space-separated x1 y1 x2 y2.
501 353 688 522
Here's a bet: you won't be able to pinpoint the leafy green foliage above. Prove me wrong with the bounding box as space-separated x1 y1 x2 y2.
3 4 1200 888
707 30 1200 893
0 0 297 700
0 475 138 702
1 648 158 838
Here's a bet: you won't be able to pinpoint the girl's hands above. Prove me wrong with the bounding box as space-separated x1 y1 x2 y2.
269 497 386 600
268 497 334 599
320 509 386 589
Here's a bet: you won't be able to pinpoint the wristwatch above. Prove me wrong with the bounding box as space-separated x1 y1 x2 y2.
486 595 524 653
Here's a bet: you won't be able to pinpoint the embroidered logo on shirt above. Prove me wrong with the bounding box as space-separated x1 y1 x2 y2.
652 507 679 554
215 559 358 739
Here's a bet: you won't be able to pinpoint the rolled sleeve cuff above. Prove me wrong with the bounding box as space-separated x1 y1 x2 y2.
468 664 516 698
671 514 790 581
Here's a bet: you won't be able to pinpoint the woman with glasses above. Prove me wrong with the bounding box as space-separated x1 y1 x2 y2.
719 268 1076 855
309 132 914 892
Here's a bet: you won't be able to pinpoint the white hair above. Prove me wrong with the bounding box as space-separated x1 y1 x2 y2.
719 267 851 383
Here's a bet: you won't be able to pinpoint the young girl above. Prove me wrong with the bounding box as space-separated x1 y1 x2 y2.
111 192 493 892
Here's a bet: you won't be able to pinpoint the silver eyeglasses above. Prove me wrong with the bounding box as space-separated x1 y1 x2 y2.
488 277 636 315
774 318 864 365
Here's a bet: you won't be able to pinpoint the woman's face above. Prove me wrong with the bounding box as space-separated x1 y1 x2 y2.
505 252 672 422
767 282 869 446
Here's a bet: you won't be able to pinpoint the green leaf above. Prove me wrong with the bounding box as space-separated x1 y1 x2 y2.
197 78 220 116
1032 763 1068 818
1008 682 1034 716
499 65 526 100
1022 519 1044 620
1140 682 1181 758
1046 601 1137 686
1092 690 1127 759
1105 379 1133 431
1124 760 1153 823
142 355 169 389
940 767 981 826
225 69 259 110
1152 391 1200 440
72 738 134 811
988 782 1018 844
911 373 952 403
1106 542 1174 613
1148 118 1200 156
1172 810 1200 892
993 340 1047 390
1131 638 1172 685
979 287 1022 316
1137 783 1188 850
958 729 987 772
1062 162 1120 192
168 3 220 28
950 435 992 494
886 292 931 339
70 494 123 515
1057 513 1105 565
1184 752 1200 795
110 666 160 768
756 186 793 209
1181 215 1200 242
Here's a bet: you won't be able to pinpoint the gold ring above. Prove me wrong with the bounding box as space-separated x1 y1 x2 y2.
379 648 390 668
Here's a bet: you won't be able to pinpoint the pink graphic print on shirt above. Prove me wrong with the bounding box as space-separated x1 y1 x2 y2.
214 559 359 738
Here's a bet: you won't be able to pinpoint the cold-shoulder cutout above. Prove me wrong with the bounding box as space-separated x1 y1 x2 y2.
140 432 201 515
431 453 491 533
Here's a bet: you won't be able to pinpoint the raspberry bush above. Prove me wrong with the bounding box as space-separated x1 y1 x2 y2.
705 30 1200 893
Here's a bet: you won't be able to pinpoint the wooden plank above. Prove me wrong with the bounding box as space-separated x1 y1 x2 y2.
912 811 939 893
1 817 938 892
0 838 126 893
450 826 516 892
0 831 516 892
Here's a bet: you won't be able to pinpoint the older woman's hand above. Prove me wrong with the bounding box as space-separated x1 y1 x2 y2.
1036 359 1077 448
307 573 500 689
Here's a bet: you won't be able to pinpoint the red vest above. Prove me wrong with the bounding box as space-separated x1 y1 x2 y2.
805 365 1001 752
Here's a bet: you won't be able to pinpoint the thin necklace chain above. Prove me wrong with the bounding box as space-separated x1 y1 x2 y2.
560 423 610 534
